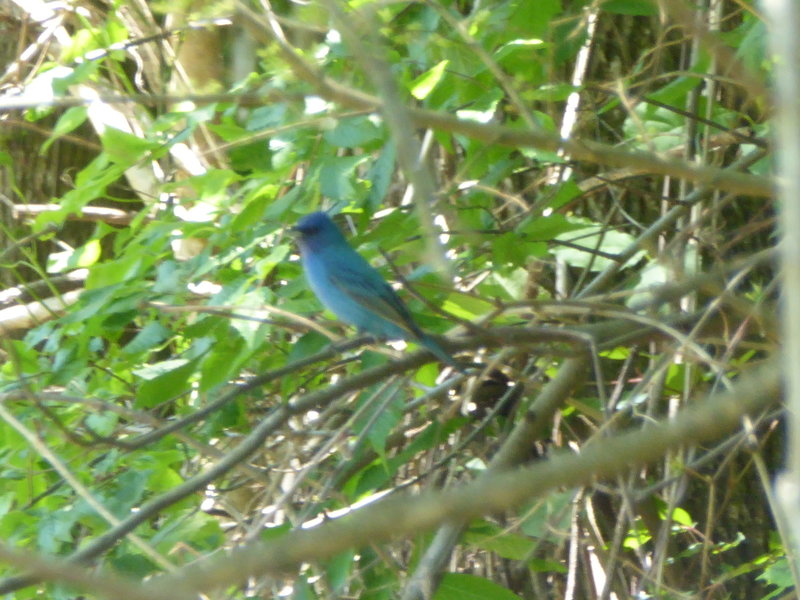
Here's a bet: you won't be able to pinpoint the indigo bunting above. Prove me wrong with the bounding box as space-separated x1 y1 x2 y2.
293 211 461 368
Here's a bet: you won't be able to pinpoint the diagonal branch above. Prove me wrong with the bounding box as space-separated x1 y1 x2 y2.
233 1 772 199
146 357 781 595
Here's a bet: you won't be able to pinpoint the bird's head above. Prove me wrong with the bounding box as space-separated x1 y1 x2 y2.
292 211 347 252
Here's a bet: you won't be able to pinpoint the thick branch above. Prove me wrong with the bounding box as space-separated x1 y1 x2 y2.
231 1 771 199
148 358 780 594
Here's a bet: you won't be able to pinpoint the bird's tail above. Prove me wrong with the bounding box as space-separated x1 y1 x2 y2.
418 334 470 372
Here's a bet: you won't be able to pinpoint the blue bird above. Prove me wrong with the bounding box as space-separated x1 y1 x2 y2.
293 211 462 368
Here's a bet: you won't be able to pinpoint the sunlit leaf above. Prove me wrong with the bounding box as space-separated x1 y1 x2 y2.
410 60 449 100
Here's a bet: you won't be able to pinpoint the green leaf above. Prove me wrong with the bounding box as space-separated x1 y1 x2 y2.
494 38 547 64
734 17 767 73
361 547 396 600
73 239 102 268
100 127 159 163
666 505 694 528
465 522 536 560
287 331 330 362
149 510 224 551
133 358 190 380
520 490 574 538
356 385 403 455
110 554 159 579
553 226 643 271
492 232 547 265
85 411 118 437
123 322 172 355
324 116 383 147
546 180 583 211
520 213 583 241
601 0 658 15
0 494 15 520
645 75 705 106
529 557 568 573
440 293 494 321
491 268 528 300
259 196 298 230
37 510 77 553
509 0 561 37
627 260 670 307
229 141 273 172
291 577 318 600
42 106 88 153
133 358 196 407
86 250 144 288
106 472 150 518
231 187 273 232
600 347 630 360
758 558 794 592
319 155 370 201
410 60 449 100
524 83 576 102
246 104 288 130
165 169 242 208
433 573 522 600
326 550 356 593
58 285 118 325
47 238 103 274
623 520 652 549
200 334 247 391
366 143 396 212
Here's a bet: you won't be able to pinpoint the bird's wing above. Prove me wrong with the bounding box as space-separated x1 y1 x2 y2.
330 263 424 338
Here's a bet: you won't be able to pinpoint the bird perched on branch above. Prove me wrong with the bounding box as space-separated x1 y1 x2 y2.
293 211 462 369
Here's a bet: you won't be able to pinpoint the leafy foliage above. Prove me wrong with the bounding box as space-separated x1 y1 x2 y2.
0 0 784 599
